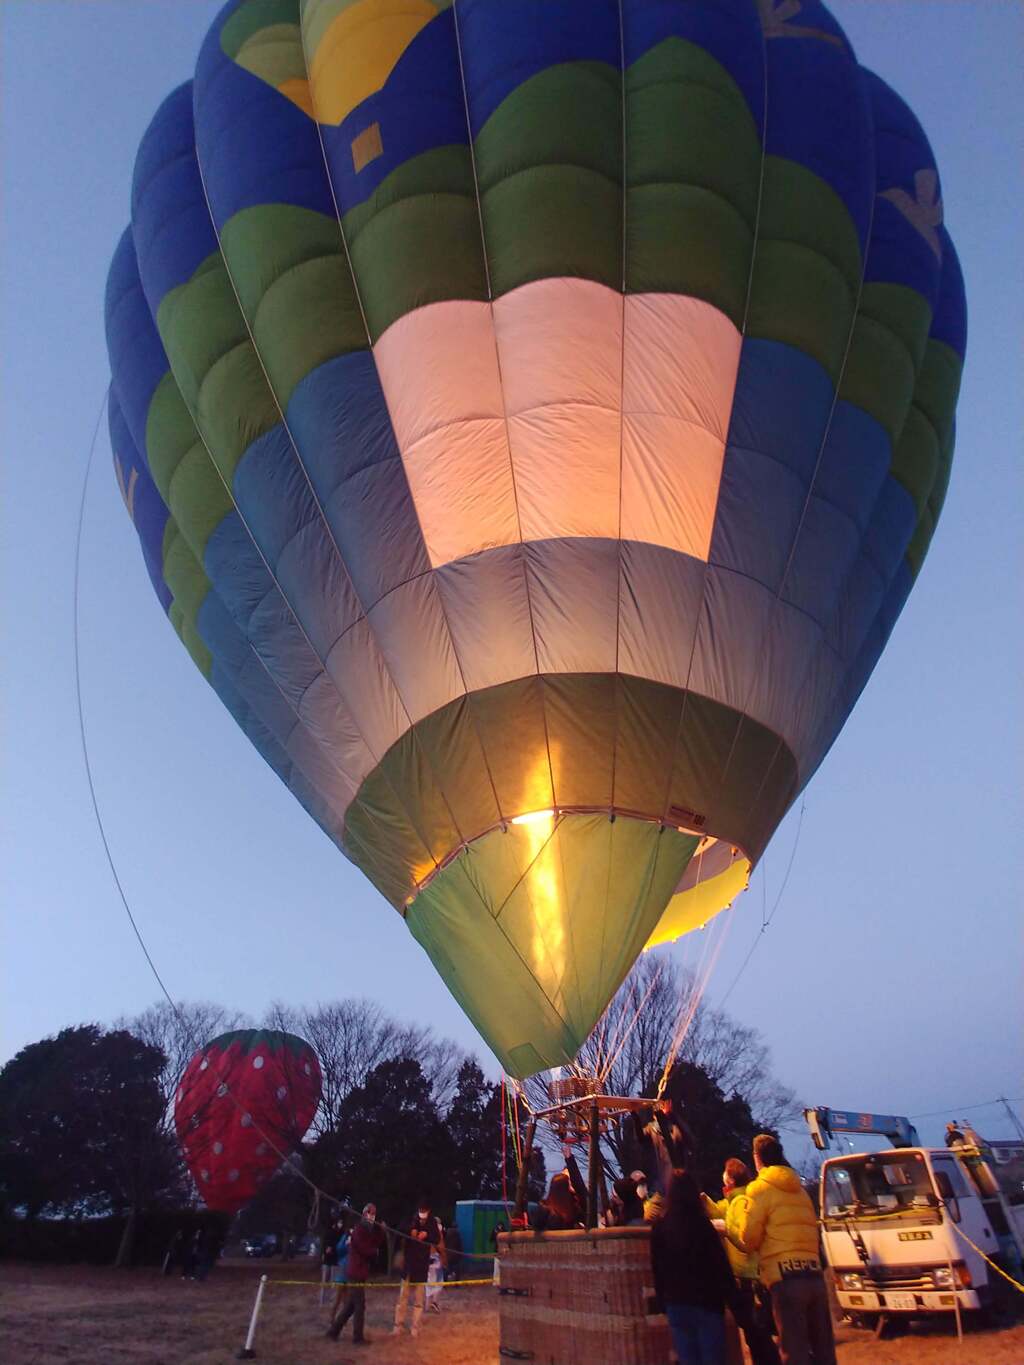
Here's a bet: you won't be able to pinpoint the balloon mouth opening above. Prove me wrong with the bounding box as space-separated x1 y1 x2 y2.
402 803 730 910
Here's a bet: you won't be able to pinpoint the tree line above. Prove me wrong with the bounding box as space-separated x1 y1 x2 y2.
0 959 799 1262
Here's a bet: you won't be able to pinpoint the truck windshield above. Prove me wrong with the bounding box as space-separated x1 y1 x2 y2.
823 1152 936 1217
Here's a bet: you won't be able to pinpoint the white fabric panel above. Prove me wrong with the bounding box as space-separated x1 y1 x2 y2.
511 405 622 541
325 617 408 759
295 670 376 804
690 567 822 753
367 575 465 724
494 278 623 542
621 413 725 561
621 294 740 559
373 300 520 566
525 539 619 674
617 542 706 689
434 546 537 692
400 417 520 566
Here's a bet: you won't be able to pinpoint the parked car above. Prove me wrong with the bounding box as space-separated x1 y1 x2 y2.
242 1234 279 1258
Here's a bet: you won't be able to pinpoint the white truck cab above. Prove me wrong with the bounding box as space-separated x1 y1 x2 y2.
806 1108 1024 1323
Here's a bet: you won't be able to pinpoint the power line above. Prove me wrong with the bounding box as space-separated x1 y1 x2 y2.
909 1097 1024 1121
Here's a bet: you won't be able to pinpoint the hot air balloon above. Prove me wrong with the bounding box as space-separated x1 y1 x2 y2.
105 0 965 1079
174 1029 322 1212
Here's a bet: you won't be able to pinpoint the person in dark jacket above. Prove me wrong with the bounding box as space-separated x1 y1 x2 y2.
392 1200 442 1338
650 1169 736 1365
609 1175 646 1226
327 1205 384 1345
531 1145 587 1230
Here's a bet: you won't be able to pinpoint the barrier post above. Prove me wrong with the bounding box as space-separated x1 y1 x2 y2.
237 1273 268 1360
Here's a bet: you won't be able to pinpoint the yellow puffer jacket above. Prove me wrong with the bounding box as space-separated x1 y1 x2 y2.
702 1188 759 1280
729 1165 821 1287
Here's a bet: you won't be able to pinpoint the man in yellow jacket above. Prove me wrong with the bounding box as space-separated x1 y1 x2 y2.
729 1135 836 1365
703 1158 779 1365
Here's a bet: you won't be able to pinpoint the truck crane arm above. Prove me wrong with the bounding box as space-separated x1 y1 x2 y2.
804 1107 921 1151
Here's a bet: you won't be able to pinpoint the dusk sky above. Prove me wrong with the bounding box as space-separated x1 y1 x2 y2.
2 1 1021 1154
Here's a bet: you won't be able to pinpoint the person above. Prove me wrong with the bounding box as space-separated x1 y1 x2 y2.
703 1159 780 1365
393 1199 442 1338
630 1167 665 1222
164 1227 186 1276
320 1218 341 1307
531 1144 587 1230
326 1221 352 1324
425 1238 446 1313
945 1121 966 1148
730 1135 836 1365
328 1205 384 1346
650 1168 736 1364
609 1175 646 1226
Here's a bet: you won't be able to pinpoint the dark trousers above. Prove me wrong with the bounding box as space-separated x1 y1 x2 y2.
329 1285 366 1341
767 1276 836 1365
732 1280 780 1365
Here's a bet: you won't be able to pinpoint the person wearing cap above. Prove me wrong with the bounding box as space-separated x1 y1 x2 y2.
730 1135 835 1365
327 1204 384 1346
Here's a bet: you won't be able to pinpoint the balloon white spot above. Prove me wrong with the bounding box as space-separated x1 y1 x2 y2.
304 1063 311 1075
201 1169 209 1181
217 1083 228 1097
241 1113 252 1128
200 1059 209 1072
276 1086 287 1101
213 1141 223 1155
252 1056 264 1070
228 1169 239 1182
176 1088 183 1103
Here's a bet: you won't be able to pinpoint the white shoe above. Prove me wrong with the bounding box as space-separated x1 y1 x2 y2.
391 1326 403 1336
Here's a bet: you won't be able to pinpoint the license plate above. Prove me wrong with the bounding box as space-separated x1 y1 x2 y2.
885 1292 917 1312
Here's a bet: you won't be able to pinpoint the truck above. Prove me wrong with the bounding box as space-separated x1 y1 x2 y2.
804 1106 1024 1327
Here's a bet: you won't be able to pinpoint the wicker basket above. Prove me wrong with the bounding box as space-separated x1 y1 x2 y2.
497 1225 743 1364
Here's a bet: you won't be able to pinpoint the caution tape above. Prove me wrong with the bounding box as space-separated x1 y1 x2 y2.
266 1277 493 1290
947 1222 1024 1296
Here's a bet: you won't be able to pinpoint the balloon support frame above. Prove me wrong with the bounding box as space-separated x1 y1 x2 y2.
515 1093 655 1230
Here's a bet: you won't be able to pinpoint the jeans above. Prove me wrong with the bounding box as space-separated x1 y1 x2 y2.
665 1303 726 1365
768 1276 836 1365
328 1285 366 1341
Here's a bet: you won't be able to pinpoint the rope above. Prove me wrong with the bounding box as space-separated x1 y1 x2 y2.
267 1277 492 1291
947 1222 1024 1296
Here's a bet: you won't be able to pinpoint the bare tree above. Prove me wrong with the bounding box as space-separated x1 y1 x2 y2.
262 1000 467 1137
119 1000 251 1125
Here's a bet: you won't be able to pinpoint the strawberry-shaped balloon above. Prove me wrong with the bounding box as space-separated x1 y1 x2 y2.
174 1029 321 1213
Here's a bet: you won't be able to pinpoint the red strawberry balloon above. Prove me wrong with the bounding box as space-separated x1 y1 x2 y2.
174 1029 321 1213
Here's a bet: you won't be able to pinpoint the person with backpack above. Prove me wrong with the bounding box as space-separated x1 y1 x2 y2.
704 1158 779 1365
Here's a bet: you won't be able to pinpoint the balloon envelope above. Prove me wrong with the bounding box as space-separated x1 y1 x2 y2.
106 0 965 1077
174 1029 322 1213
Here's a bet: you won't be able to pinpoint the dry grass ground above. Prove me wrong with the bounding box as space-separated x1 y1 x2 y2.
1 1262 1021 1365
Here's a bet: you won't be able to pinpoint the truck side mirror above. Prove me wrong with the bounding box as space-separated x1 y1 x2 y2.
934 1171 960 1223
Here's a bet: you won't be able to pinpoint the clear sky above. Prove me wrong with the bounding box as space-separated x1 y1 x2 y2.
2 2 1021 1152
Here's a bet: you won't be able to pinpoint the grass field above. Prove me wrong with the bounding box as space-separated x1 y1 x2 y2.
1 1261 1020 1365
